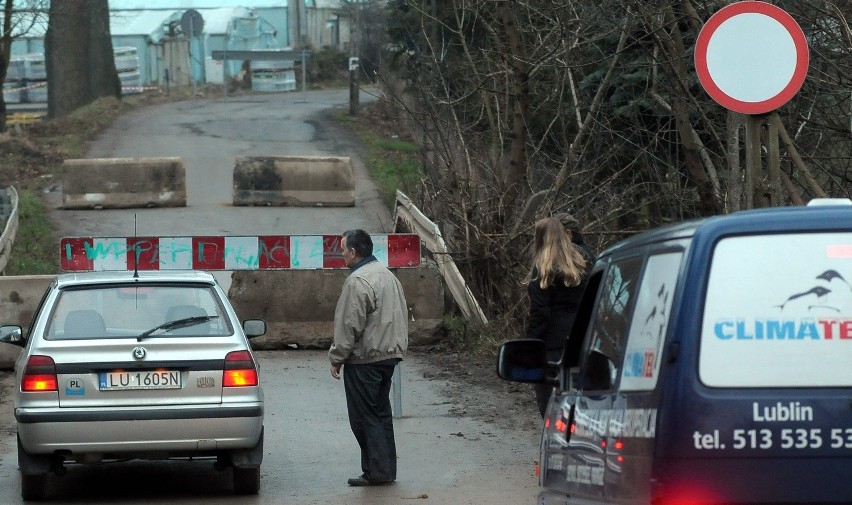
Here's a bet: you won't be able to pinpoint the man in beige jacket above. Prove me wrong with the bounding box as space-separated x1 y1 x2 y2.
329 229 408 486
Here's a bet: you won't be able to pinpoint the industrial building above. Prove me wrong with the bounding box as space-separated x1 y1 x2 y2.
3 1 354 102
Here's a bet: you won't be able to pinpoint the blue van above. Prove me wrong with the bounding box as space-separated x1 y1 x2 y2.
498 200 852 505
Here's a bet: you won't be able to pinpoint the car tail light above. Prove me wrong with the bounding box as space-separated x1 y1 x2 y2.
223 350 258 387
22 355 58 392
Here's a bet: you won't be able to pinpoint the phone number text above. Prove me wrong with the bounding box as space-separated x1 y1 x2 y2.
693 428 852 450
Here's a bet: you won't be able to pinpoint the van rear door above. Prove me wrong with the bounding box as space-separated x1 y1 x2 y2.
655 231 852 504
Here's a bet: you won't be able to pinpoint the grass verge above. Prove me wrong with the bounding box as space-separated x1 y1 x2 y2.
332 108 421 209
5 189 56 275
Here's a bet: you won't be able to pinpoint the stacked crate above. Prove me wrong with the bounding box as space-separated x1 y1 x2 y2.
3 58 25 103
2 54 47 103
251 56 296 93
3 48 143 103
24 55 48 102
114 46 142 93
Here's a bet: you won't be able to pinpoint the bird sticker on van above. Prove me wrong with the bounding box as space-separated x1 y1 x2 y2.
621 252 682 392
775 269 850 312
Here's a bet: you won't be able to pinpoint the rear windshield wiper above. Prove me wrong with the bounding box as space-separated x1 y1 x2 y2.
136 316 219 342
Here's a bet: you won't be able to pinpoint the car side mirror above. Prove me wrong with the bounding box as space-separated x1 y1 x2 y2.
243 319 266 339
0 325 25 347
496 339 548 383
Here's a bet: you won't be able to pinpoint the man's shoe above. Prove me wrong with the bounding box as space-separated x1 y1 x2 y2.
347 475 371 486
347 475 393 486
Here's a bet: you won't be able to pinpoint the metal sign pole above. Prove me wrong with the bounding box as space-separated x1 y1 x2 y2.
189 17 196 95
301 48 307 93
223 36 229 101
392 365 402 418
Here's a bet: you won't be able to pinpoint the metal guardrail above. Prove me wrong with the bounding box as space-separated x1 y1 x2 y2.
393 189 488 324
0 186 20 274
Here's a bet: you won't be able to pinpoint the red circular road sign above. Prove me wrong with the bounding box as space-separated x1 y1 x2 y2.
695 1 808 114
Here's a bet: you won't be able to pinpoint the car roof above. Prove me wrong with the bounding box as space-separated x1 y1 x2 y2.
54 270 219 289
598 203 852 259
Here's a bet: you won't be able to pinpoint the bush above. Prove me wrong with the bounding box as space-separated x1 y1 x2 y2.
309 47 348 82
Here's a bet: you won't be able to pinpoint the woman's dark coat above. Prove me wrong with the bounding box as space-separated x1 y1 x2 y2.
526 273 587 352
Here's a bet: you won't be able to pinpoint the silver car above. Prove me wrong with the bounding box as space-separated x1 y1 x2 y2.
0 270 266 501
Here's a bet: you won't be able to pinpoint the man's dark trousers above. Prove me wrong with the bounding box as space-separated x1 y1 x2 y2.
343 362 397 482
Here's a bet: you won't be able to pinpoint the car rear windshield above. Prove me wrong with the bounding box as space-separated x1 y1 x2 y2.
700 232 852 388
45 284 234 340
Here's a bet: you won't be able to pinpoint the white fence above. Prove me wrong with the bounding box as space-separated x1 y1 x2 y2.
0 187 19 274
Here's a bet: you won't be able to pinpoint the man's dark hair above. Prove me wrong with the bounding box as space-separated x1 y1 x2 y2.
342 229 373 258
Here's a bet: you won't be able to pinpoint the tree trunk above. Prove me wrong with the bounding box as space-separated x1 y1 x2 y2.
660 6 722 216
496 2 529 212
46 0 120 119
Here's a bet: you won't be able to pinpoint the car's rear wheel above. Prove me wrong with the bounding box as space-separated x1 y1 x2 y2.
233 466 260 495
18 435 51 501
21 473 47 501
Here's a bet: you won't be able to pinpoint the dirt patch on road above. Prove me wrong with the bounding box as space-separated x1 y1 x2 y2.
413 349 542 434
0 371 15 452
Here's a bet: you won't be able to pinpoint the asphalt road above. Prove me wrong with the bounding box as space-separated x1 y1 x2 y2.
43 88 394 291
0 89 544 504
0 351 540 504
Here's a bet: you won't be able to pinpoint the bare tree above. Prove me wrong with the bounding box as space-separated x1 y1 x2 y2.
45 0 120 118
379 0 850 331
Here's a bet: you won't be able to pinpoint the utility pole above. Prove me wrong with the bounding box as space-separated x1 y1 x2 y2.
348 0 360 115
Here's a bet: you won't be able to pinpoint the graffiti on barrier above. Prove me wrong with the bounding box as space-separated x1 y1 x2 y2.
59 235 420 271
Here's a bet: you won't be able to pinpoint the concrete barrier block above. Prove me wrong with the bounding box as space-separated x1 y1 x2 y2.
0 275 53 370
228 264 444 349
0 264 446 367
62 157 186 209
232 156 354 207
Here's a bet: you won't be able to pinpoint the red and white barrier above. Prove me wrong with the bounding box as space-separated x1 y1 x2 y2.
121 86 162 93
2 81 47 94
60 235 421 272
2 83 161 95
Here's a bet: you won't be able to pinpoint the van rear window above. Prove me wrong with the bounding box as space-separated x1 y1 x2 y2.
700 233 852 388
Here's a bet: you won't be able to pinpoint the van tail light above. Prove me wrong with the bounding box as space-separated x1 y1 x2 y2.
223 351 258 387
22 355 58 392
652 497 712 505
651 480 719 505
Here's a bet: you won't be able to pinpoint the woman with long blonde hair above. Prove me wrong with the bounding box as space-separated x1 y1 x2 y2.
526 216 591 417
529 217 587 289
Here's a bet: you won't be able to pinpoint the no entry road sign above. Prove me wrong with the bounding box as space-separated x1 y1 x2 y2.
695 1 808 114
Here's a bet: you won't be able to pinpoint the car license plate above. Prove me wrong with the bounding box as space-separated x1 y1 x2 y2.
98 370 182 390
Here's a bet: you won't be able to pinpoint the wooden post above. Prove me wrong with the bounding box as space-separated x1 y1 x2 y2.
348 1 360 116
767 113 782 206
726 111 744 212
774 114 827 198
745 115 763 209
